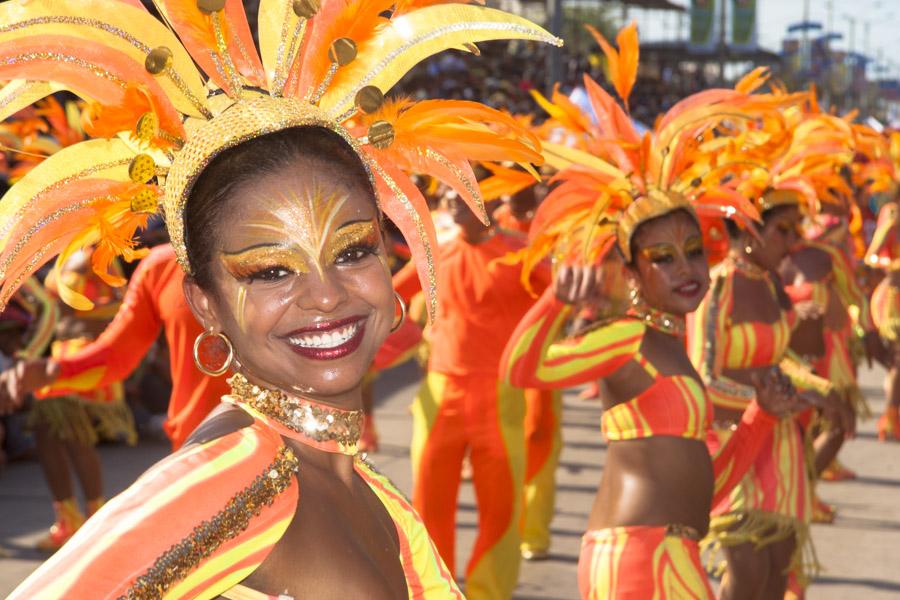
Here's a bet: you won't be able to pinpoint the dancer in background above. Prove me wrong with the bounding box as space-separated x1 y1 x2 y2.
28 250 136 551
2 243 230 451
856 128 900 441
395 190 551 598
504 26 802 599
482 160 564 561
689 102 856 595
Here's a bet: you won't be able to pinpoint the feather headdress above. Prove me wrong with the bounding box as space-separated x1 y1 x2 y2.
0 0 560 316
517 23 777 289
727 86 857 214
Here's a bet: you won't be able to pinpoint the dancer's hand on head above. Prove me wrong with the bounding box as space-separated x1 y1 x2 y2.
752 368 799 418
554 264 601 305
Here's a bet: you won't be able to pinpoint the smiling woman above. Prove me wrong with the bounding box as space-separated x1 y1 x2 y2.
0 0 559 598
182 127 395 399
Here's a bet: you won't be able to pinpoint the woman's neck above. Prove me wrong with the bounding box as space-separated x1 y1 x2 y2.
227 373 364 481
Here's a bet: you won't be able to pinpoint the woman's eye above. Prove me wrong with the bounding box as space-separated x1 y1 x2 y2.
335 245 375 265
687 247 705 258
248 267 290 282
650 254 674 264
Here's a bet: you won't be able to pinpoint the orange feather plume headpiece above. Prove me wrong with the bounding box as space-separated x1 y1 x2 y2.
726 84 857 216
0 0 561 316
517 23 779 289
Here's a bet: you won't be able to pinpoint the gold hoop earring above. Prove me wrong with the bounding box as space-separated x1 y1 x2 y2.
744 245 753 255
391 291 407 332
193 329 234 377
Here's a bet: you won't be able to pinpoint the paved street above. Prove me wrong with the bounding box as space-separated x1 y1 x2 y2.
1 362 899 598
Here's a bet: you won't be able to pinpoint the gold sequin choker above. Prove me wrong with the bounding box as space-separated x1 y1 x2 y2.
227 374 362 456
628 306 686 338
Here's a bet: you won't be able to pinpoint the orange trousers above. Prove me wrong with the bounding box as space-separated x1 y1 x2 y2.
521 389 562 555
578 526 714 599
411 371 525 600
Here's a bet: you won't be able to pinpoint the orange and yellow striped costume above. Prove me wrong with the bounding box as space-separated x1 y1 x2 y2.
503 289 778 598
577 526 714 600
10 389 462 600
785 240 871 416
688 260 831 581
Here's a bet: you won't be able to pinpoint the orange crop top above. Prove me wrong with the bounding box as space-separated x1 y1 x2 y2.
502 290 710 442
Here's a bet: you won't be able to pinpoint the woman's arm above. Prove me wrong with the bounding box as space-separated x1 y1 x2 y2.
501 286 643 389
708 400 778 506
8 422 298 600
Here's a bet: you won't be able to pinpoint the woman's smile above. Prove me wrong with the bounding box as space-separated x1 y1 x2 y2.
281 315 368 360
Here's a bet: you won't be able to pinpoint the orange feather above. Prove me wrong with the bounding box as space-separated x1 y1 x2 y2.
586 21 639 110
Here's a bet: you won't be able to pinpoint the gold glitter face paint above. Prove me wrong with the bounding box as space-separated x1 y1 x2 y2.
323 220 380 265
220 182 382 283
638 236 704 264
235 284 247 332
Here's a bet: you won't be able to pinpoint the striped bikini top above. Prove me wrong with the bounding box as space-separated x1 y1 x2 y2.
502 293 712 443
600 344 711 442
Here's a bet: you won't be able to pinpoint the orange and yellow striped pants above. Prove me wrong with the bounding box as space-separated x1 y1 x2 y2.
411 371 526 600
578 526 714 599
521 388 562 556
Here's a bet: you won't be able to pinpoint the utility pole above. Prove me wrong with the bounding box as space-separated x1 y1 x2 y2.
718 0 728 85
545 0 563 94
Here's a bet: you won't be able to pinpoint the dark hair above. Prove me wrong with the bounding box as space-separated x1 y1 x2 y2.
724 204 795 240
626 207 698 265
184 126 375 290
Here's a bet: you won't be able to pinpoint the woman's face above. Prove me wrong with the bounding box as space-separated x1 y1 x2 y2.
749 205 801 270
185 161 394 405
629 211 710 316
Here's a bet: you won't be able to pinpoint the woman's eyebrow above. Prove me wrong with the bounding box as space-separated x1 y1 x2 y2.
221 242 282 256
335 218 376 230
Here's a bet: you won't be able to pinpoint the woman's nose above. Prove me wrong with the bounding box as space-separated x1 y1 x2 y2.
292 268 349 313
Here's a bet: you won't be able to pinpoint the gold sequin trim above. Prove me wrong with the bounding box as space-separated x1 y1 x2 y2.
0 52 127 88
271 7 306 96
421 148 485 222
0 81 31 115
211 11 242 94
119 446 299 600
228 374 362 450
367 158 437 319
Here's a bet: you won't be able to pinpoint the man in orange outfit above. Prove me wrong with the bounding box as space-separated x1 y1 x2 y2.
2 243 229 450
395 193 550 599
491 180 564 561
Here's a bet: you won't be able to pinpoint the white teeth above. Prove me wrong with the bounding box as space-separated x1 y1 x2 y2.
289 323 359 349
